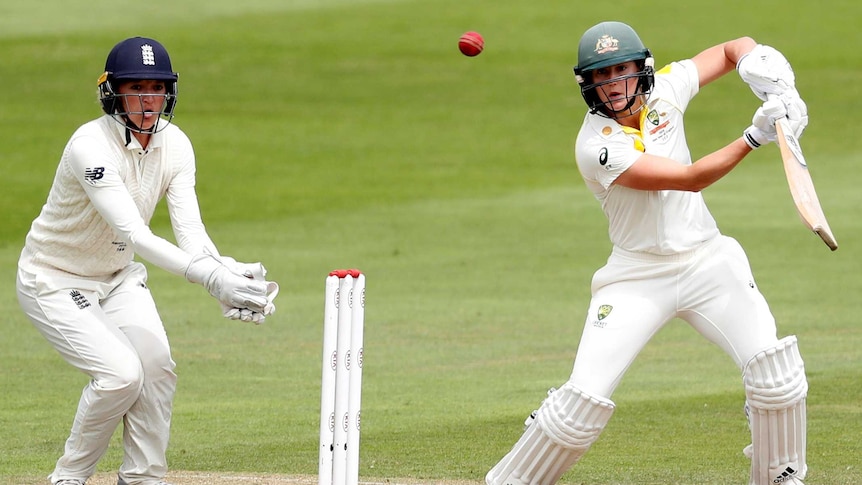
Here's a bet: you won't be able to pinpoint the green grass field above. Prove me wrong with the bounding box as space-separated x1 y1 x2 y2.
1 0 860 484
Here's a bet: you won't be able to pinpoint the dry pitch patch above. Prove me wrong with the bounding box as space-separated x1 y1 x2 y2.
10 472 483 485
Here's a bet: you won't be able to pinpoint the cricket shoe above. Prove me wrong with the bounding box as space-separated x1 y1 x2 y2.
55 480 86 485
117 478 172 485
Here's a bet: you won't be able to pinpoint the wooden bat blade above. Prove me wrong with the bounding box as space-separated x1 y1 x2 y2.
774 119 838 251
815 228 838 251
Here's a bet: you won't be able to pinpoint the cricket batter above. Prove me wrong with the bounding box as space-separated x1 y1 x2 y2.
486 22 809 485
16 37 279 485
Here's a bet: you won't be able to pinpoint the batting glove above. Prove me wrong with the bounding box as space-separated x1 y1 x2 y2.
743 98 787 149
778 91 808 139
737 44 797 101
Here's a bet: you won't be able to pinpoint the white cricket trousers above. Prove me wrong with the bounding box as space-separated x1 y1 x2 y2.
16 262 176 484
570 235 780 398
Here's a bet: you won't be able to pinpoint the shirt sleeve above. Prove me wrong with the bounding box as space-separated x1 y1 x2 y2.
67 135 193 276
576 125 645 190
655 59 699 112
163 137 220 257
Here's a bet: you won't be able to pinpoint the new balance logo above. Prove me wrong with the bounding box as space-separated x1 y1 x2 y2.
84 167 105 183
773 466 798 483
70 290 91 310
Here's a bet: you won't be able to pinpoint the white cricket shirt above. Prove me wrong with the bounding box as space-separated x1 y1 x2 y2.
20 115 218 278
575 59 720 255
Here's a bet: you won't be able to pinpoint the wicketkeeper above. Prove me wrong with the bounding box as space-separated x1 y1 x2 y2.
16 37 279 485
486 21 809 485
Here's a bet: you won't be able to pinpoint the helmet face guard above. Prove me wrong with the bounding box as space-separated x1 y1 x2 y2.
575 57 655 119
97 37 179 134
98 74 177 134
573 22 655 119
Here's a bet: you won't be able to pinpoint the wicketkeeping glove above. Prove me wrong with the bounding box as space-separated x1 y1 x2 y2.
185 253 269 313
737 44 796 101
219 256 280 324
743 98 787 149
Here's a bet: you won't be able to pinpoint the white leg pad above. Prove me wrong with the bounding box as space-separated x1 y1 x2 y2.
744 336 808 485
486 382 614 485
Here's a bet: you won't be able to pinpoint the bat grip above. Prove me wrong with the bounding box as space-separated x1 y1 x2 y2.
763 94 787 121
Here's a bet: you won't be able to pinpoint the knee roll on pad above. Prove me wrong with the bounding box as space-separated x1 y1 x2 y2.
486 383 614 485
744 336 808 485
536 382 615 448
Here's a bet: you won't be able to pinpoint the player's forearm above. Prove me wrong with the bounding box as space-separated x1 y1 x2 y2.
724 37 757 66
165 177 222 257
693 37 756 87
126 226 194 276
689 138 752 191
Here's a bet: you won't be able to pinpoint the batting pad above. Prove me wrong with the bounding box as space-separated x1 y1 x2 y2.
744 336 808 485
486 383 614 485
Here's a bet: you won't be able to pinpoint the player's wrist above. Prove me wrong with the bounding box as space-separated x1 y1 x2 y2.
743 126 767 149
185 253 222 285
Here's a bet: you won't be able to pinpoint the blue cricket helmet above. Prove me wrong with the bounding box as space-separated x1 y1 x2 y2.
97 37 179 132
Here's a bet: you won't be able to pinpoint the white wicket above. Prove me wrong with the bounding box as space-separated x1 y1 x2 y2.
319 269 365 485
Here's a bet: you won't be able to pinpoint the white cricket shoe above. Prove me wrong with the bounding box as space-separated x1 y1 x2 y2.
118 478 173 485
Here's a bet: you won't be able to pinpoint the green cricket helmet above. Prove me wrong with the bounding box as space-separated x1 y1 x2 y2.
573 21 655 119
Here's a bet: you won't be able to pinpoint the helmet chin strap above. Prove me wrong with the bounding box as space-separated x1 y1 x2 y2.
119 115 158 148
119 114 156 146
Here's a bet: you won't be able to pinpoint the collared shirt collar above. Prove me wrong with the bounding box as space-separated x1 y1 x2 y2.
106 114 166 151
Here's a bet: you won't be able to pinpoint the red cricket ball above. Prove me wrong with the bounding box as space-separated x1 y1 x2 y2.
458 31 484 57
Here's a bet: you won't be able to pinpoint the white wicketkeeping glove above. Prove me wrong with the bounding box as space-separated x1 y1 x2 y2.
743 98 787 149
737 44 797 101
218 256 280 324
185 253 269 313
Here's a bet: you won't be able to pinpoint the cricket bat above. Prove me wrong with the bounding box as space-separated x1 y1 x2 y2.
773 117 838 251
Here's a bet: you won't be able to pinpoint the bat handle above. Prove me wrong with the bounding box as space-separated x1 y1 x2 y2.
763 94 787 120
